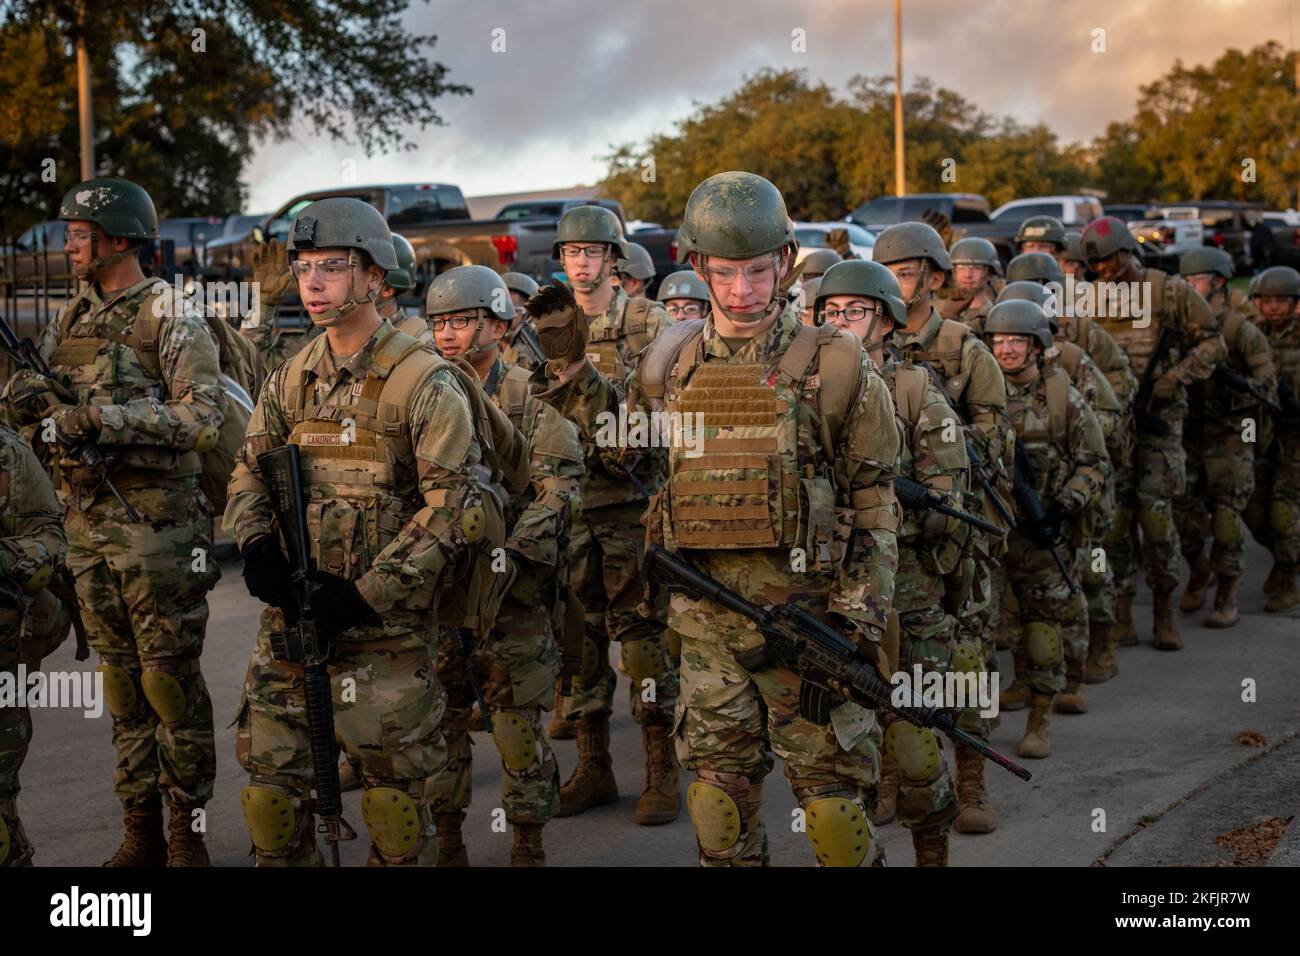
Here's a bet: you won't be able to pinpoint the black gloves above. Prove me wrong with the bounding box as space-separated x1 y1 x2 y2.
241 535 296 610
308 570 382 636
1039 501 1067 546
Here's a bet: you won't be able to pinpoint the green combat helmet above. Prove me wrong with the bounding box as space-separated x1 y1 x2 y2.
657 269 710 304
386 233 417 292
1006 251 1065 286
425 264 515 357
801 247 843 278
1015 215 1067 251
1179 246 1234 280
997 280 1061 334
676 171 796 323
617 241 655 280
1061 230 1085 265
1080 216 1140 262
950 236 1002 275
985 298 1052 349
59 176 159 277
815 259 908 329
1253 265 1300 298
287 197 398 321
502 271 540 299
872 221 952 272
552 205 630 259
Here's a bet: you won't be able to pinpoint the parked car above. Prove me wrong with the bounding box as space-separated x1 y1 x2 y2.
988 195 1105 227
849 192 991 232
1126 213 1204 272
1101 203 1157 223
159 216 228 278
1160 201 1266 275
1252 211 1300 270
492 196 629 281
793 222 876 261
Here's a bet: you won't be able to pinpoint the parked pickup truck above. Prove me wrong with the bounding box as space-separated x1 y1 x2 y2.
201 183 539 298
1126 213 1204 272
1160 201 1266 275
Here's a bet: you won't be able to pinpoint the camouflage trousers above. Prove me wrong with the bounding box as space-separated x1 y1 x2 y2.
992 531 1085 696
65 483 218 809
670 558 881 867
235 617 447 866
563 502 676 725
1245 433 1300 565
0 667 32 866
425 590 561 825
1104 419 1187 597
1177 420 1254 578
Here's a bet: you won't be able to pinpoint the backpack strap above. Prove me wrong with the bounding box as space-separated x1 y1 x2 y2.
893 363 929 429
1057 340 1084 382
1044 366 1070 443
1218 308 1244 346
1147 268 1167 321
640 318 705 408
621 297 654 358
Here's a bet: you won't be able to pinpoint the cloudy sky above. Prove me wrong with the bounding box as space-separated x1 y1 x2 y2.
242 0 1292 213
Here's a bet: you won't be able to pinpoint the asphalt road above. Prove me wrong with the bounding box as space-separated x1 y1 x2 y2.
16 537 1300 867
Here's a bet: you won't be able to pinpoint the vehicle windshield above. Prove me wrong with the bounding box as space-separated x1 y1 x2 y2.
991 202 1063 224
854 197 950 224
497 203 566 220
387 186 468 225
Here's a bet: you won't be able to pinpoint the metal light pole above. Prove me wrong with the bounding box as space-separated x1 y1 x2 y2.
76 7 94 179
894 0 905 197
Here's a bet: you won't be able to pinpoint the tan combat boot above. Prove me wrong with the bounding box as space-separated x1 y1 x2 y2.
1083 620 1118 683
1055 661 1088 714
103 798 167 867
436 811 469 867
1264 559 1285 595
874 756 899 826
1205 576 1240 628
547 681 576 741
467 706 489 733
999 679 1031 711
556 713 618 817
509 824 546 866
1152 590 1183 650
952 743 996 834
1179 551 1213 612
165 803 209 867
911 824 950 867
1264 565 1300 613
633 724 680 825
1017 694 1053 759
1113 593 1138 646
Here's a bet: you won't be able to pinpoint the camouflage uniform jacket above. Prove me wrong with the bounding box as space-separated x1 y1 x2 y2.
1188 302 1277 425
1057 300 1137 407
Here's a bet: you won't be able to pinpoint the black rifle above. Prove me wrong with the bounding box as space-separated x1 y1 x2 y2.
1276 380 1300 419
1133 324 1178 437
1210 364 1280 413
509 315 547 369
894 476 1006 537
257 444 357 866
964 439 1017 530
645 544 1031 781
0 313 141 521
1011 439 1079 595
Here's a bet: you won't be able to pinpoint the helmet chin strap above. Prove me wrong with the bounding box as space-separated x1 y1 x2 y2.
77 231 132 281
461 311 497 358
902 263 932 311
310 254 379 324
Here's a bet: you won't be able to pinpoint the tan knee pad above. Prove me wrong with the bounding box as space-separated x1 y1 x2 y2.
1212 506 1243 547
1270 499 1299 536
578 635 602 686
241 784 303 855
1138 506 1174 544
803 795 873 867
621 638 664 685
949 641 982 676
884 721 943 785
686 769 757 861
97 663 140 719
1024 621 1063 668
491 712 539 773
360 786 427 864
0 816 10 865
141 668 189 725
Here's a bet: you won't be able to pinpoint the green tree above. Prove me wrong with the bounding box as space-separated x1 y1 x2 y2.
0 1 471 234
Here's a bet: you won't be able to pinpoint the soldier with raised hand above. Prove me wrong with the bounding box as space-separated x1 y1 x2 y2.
528 171 900 867
939 236 1003 327
1245 266 1300 611
1080 216 1226 651
422 266 583 866
0 177 226 867
545 205 680 826
616 242 656 299
226 198 505 866
0 423 67 867
658 269 712 323
1016 215 1068 258
984 301 1110 758
817 259 976 857
1175 248 1277 628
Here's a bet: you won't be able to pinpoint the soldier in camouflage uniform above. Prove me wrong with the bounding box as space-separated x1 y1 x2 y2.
1246 266 1300 611
0 423 67 866
227 199 512 866
1060 231 1087 283
1080 216 1226 651
383 234 421 330
984 300 1110 758
529 172 901 867
658 269 711 323
1175 248 1277 628
939 236 1003 327
0 178 226 866
1016 215 1068 258
545 205 681 826
799 247 843 282
500 272 542 371
617 242 656 299
423 266 583 866
817 259 975 857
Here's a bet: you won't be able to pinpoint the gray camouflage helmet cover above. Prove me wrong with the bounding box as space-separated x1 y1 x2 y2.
949 236 1001 273
501 271 540 298
617 241 655 280
800 247 843 277
287 197 399 271
815 259 908 327
656 269 710 303
1006 251 1065 286
425 265 515 322
1015 215 1067 249
385 233 417 291
676 171 795 261
59 176 159 239
985 298 1052 348
871 221 953 271
552 205 630 259
1178 246 1234 280
1061 230 1085 264
1254 265 1300 298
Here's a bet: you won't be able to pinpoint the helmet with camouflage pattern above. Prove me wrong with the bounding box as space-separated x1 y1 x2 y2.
656 269 710 303
1015 215 1067 250
385 233 417 291
287 197 398 271
425 265 515 322
676 171 795 261
1080 216 1140 261
501 271 540 298
814 259 907 328
59 176 159 239
1061 230 1085 265
552 205 630 259
801 247 843 278
997 280 1061 334
617 241 655 280
985 298 1052 349
1006 251 1065 286
1178 246 1233 280
1253 265 1300 298
949 236 1002 274
872 221 952 272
